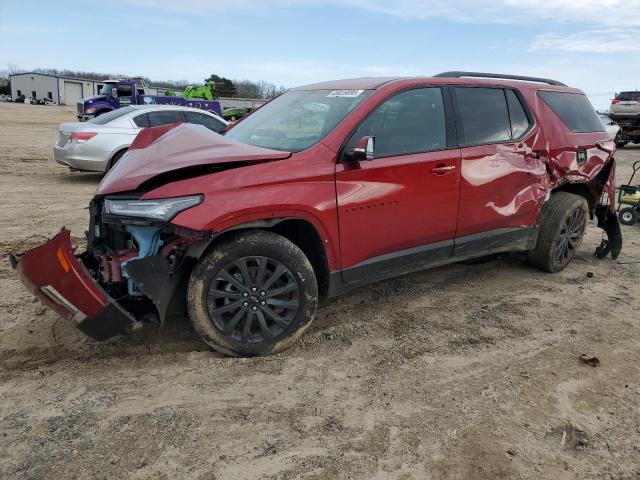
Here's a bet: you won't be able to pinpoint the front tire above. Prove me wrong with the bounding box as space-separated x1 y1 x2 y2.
187 230 318 356
528 192 588 273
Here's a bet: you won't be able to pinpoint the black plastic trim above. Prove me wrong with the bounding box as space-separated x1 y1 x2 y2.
328 226 537 296
76 300 137 341
453 227 536 257
341 239 453 285
435 71 567 87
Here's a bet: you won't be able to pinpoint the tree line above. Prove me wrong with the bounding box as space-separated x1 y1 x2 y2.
0 64 287 99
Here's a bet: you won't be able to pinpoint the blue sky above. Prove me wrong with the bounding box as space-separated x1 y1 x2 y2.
1 0 639 109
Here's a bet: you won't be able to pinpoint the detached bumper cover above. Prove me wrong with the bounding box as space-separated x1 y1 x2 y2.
11 229 136 340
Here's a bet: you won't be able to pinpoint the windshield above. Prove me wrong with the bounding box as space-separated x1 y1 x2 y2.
224 89 372 151
99 83 116 96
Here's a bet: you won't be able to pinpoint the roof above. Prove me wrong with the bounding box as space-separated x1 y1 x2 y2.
293 77 402 90
128 104 227 120
293 73 576 92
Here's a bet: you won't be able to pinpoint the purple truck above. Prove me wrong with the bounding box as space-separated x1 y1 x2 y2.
76 78 223 121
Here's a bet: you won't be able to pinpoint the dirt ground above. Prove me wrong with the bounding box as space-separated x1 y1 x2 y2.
0 101 639 480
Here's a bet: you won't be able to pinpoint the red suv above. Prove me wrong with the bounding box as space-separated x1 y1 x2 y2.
12 72 622 356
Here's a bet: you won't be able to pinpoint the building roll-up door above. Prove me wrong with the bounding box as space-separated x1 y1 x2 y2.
63 81 83 105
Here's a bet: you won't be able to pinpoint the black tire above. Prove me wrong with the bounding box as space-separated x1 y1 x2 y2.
105 149 127 173
187 230 318 356
528 192 589 273
618 207 638 226
615 142 627 149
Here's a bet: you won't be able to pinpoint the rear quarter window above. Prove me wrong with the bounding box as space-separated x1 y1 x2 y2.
538 91 605 133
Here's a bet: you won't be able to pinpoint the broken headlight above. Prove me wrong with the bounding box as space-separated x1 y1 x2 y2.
103 195 203 221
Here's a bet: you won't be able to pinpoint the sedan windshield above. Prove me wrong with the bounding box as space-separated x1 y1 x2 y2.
224 89 372 151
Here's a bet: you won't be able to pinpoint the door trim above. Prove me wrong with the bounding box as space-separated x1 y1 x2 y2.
332 226 537 294
341 239 453 285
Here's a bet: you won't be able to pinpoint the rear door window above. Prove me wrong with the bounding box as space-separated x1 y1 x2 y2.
184 111 226 133
455 87 511 145
538 91 605 133
146 110 184 127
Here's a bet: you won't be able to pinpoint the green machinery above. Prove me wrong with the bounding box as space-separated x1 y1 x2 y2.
183 81 217 101
617 160 640 225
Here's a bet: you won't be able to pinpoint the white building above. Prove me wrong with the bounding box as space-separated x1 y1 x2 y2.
9 72 175 105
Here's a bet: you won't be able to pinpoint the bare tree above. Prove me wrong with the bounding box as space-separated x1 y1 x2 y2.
6 63 21 75
234 79 288 99
234 79 263 98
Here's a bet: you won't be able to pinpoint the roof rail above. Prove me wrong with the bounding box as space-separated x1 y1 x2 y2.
434 71 567 87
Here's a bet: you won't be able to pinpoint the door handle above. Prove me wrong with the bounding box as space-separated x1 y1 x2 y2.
430 164 456 175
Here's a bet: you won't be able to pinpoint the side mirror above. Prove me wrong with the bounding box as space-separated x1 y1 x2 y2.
347 136 375 161
111 88 118 98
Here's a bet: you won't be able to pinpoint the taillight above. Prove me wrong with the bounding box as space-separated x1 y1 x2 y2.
68 132 97 143
611 99 621 105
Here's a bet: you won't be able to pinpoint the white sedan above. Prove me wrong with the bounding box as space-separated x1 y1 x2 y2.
53 105 228 173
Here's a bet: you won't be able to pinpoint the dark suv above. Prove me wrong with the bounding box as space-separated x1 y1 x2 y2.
12 72 622 356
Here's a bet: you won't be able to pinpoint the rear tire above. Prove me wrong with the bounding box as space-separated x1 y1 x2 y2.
105 149 127 173
619 207 638 226
187 230 318 356
528 192 589 273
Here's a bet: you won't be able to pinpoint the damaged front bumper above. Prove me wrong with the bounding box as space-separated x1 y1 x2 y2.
10 229 138 341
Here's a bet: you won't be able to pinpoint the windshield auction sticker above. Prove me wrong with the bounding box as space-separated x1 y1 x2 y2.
326 89 364 97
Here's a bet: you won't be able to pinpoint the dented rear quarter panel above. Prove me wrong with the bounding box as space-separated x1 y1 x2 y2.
520 87 615 205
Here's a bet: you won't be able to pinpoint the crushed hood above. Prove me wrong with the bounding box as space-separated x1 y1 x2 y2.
97 123 291 195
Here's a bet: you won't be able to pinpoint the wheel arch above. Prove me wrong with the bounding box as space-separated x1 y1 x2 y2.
107 147 129 171
550 182 597 216
205 217 332 298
